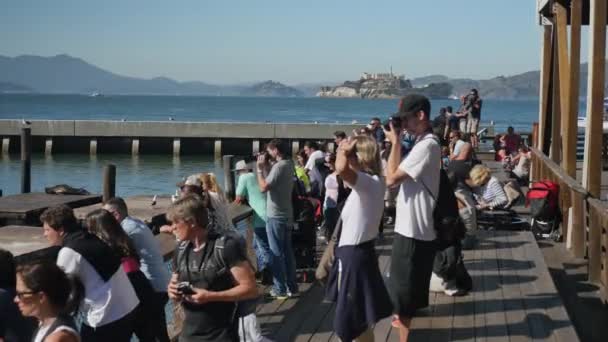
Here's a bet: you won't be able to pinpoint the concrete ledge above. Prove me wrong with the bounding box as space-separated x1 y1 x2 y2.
0 120 361 139
0 120 75 136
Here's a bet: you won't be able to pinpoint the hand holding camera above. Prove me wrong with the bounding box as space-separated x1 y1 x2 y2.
384 117 403 145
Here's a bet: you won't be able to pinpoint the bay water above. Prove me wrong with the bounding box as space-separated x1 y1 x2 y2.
0 94 563 196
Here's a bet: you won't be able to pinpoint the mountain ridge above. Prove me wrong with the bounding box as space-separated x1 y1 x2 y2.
2 53 606 99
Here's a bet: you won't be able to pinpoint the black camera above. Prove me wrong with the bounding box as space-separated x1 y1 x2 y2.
177 281 195 295
383 115 402 132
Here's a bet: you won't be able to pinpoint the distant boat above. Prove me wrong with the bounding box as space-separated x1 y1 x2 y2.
90 92 103 97
577 97 608 132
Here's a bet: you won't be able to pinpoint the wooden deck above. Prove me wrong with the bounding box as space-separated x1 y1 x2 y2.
255 229 579 341
0 192 102 226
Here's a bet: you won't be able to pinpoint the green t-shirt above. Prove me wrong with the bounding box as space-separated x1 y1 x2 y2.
236 172 267 227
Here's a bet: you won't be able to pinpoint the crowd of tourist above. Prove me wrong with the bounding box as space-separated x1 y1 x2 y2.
0 89 539 342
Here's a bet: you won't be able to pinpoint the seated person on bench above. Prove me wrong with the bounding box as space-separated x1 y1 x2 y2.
469 165 508 210
509 146 531 184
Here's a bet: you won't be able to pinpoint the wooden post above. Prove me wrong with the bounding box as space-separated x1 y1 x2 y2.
222 155 235 201
173 138 181 157
538 25 552 153
588 206 601 282
571 190 585 258
214 140 222 160
550 27 562 164
582 0 607 198
1 137 9 156
103 164 116 203
20 128 31 193
131 139 140 156
554 3 572 171
89 139 97 156
565 0 582 178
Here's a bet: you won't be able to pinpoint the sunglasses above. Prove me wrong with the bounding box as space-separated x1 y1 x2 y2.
15 290 38 299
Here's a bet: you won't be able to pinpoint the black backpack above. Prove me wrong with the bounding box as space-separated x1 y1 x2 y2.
420 168 466 246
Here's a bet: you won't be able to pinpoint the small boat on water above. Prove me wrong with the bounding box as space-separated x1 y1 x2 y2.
90 92 103 97
577 97 608 132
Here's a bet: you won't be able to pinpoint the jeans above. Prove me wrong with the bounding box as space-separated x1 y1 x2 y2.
253 225 271 271
266 217 298 294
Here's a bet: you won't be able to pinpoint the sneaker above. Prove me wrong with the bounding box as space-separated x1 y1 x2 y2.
287 288 299 298
443 280 465 296
267 289 288 300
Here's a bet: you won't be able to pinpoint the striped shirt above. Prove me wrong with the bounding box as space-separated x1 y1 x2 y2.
475 177 508 209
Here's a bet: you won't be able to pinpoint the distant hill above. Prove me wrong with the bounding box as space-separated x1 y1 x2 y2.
0 54 299 97
3 53 607 99
0 81 33 93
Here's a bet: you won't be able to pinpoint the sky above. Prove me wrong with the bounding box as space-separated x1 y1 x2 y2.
0 0 587 85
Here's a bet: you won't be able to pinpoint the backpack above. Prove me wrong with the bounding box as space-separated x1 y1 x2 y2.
526 180 560 220
420 167 467 246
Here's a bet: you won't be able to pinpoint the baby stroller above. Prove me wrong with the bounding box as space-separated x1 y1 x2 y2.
526 180 561 241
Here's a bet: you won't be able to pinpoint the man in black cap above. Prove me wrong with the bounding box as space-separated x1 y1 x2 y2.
464 89 482 148
385 94 441 342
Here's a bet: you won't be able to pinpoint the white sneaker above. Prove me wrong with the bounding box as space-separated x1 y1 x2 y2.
443 280 464 296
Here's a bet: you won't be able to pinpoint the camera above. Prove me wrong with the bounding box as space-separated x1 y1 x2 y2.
383 115 402 132
177 281 195 295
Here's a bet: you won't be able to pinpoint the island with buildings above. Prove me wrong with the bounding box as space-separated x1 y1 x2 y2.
317 71 452 99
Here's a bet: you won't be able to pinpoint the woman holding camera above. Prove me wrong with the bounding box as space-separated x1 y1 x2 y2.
167 195 258 342
326 135 392 342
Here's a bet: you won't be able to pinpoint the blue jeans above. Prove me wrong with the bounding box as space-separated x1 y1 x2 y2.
253 225 271 271
266 217 298 294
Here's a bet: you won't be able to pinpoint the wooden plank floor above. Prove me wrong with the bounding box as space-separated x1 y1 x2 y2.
257 229 579 342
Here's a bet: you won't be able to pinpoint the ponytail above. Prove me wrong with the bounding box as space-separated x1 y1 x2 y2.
63 274 84 315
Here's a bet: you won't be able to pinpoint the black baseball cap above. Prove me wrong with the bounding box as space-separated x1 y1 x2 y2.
397 94 431 119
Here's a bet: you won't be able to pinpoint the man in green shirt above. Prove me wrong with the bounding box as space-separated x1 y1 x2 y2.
234 160 271 276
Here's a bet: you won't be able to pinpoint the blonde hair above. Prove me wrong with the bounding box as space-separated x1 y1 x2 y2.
199 173 226 202
166 194 208 228
353 135 382 176
469 165 491 187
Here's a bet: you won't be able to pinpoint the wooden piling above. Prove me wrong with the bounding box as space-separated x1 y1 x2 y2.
103 164 116 203
21 128 31 194
222 155 235 201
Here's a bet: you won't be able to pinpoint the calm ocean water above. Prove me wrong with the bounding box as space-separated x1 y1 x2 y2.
0 94 575 196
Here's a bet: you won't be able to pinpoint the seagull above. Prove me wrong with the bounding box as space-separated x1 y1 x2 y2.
313 121 319 124
351 120 359 124
121 118 127 122
169 117 175 121
151 194 157 206
21 119 31 125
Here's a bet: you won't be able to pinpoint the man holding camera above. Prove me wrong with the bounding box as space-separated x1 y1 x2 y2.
256 139 298 299
385 94 441 342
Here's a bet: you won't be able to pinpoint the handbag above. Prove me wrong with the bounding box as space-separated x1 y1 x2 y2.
315 216 343 283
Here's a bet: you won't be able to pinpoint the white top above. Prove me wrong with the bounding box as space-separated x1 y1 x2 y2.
57 247 139 327
324 173 339 208
513 154 531 178
394 134 441 241
34 323 80 342
305 150 324 171
452 139 465 158
338 171 385 247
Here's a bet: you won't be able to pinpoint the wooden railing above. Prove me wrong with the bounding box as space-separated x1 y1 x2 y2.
530 147 608 303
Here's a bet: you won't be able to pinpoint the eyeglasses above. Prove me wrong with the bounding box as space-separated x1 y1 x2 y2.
15 290 38 299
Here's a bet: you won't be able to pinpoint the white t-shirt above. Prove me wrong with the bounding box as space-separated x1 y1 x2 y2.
305 150 324 171
452 139 465 158
394 134 441 241
338 171 385 247
324 173 339 208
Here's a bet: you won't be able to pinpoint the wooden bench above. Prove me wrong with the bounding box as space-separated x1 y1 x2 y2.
0 193 102 226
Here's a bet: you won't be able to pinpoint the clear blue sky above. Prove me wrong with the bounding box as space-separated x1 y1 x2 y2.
0 0 580 85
